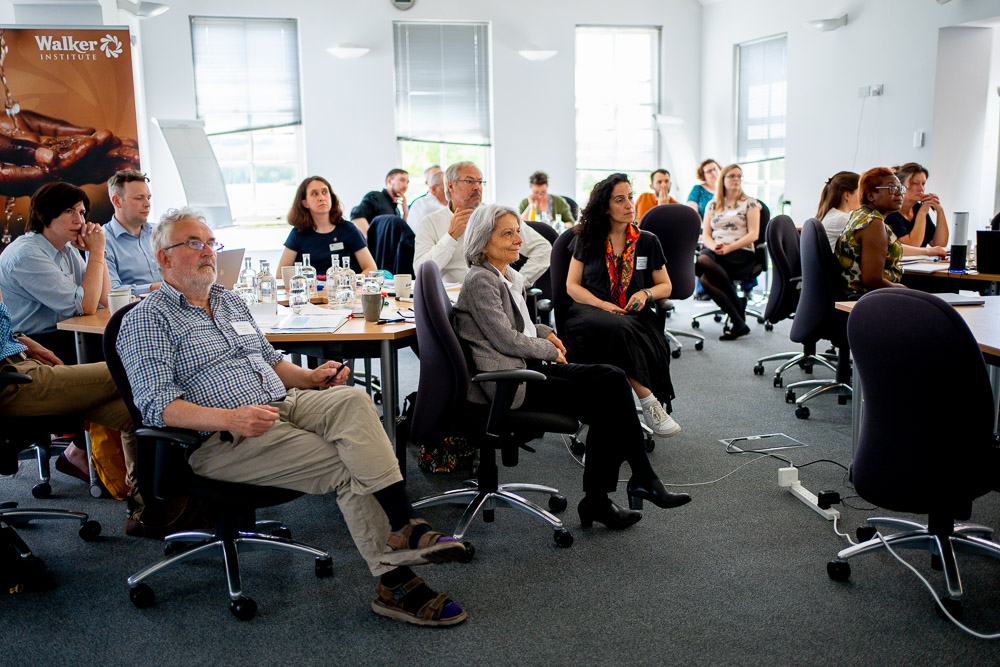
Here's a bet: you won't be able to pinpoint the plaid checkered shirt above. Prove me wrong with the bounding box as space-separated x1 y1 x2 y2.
0 302 28 359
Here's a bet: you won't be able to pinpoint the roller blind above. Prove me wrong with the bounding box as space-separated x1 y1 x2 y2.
191 17 302 135
737 34 786 162
393 22 491 146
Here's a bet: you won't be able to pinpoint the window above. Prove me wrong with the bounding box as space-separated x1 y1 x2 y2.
191 17 303 221
736 34 787 213
393 22 492 200
575 26 660 204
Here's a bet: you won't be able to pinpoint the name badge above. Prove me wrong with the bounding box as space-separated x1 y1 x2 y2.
329 242 345 251
231 321 256 336
636 256 648 270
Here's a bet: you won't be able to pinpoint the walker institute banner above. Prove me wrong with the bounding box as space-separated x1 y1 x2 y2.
0 26 139 247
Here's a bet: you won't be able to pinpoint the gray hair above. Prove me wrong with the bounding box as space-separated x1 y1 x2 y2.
423 165 440 181
463 204 520 267
444 161 477 204
428 170 444 188
150 208 209 276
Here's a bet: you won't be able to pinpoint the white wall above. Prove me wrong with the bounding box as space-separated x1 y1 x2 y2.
701 0 1000 225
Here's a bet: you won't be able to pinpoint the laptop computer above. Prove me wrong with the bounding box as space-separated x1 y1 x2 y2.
214 248 246 290
933 292 986 307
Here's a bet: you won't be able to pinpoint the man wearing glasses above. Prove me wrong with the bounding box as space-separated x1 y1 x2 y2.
116 208 468 626
414 161 551 284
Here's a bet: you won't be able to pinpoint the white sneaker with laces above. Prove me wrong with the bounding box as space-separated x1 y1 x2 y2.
643 402 682 437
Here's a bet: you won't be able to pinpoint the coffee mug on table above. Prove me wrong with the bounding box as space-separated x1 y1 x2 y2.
361 292 382 322
395 274 412 299
108 288 132 314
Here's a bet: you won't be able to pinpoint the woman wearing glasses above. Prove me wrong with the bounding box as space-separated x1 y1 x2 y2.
0 181 110 361
834 167 907 296
686 159 721 218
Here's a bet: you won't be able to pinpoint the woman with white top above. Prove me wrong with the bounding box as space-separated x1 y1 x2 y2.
816 171 860 249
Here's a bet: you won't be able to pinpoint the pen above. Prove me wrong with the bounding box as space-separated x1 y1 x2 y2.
376 318 406 324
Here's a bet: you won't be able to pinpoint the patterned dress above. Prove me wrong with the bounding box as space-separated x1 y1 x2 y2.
834 206 903 296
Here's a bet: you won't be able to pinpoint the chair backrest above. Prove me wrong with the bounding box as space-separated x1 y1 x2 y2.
751 200 771 273
848 289 996 514
411 262 472 445
367 214 415 275
524 220 558 300
762 214 800 324
560 195 580 221
639 203 701 300
790 218 843 345
102 301 143 431
548 228 577 335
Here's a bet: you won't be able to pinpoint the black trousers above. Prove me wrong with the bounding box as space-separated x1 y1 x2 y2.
520 361 656 494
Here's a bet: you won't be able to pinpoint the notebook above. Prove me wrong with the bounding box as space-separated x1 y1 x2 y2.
933 292 985 307
214 248 246 290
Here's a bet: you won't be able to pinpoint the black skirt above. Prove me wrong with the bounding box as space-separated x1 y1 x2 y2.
562 302 675 411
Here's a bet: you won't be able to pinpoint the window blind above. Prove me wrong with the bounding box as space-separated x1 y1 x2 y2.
737 34 787 162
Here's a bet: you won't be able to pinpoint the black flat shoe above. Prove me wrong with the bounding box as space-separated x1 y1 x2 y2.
719 323 751 341
627 478 692 510
578 497 642 530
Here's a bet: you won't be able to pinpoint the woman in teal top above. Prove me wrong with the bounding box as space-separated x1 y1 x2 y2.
686 158 720 218
834 167 906 296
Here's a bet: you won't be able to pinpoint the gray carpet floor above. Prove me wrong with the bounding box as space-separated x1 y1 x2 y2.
4 296 1000 665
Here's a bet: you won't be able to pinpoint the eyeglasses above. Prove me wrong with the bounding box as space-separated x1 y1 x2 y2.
456 179 486 187
875 185 907 195
164 239 225 252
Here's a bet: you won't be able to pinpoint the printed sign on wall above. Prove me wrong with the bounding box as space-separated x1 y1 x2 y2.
0 26 139 246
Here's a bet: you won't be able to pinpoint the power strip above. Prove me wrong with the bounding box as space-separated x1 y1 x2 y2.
778 467 840 521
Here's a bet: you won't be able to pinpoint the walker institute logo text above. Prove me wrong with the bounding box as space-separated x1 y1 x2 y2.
33 34 123 60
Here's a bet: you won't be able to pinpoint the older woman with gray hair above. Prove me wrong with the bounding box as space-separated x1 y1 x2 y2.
452 204 691 533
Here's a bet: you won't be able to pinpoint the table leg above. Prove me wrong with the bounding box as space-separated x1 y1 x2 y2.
380 339 402 476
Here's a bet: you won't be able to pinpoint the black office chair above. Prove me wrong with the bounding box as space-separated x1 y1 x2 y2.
367 214 415 276
102 302 333 621
784 218 852 419
409 262 576 548
827 289 1000 618
692 200 770 330
523 220 559 324
560 195 580 221
640 204 706 357
753 215 837 385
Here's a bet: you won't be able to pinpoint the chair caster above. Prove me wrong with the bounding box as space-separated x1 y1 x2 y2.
645 436 655 453
569 437 585 456
785 390 795 404
483 509 494 523
129 583 156 609
230 595 257 621
936 597 963 620
764 321 773 331
89 483 104 499
315 556 334 578
856 526 877 542
373 391 382 405
691 320 700 329
753 363 764 376
795 406 810 419
773 376 783 388
553 529 574 548
458 541 475 563
0 501 18 510
31 482 51 499
79 520 101 541
164 541 190 557
671 348 681 359
271 526 292 540
827 560 851 582
802 362 814 374
713 314 722 323
757 316 766 325
694 341 704 351
548 494 568 513
838 394 849 405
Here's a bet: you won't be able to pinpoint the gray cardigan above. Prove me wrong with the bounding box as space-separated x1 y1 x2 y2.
452 262 558 408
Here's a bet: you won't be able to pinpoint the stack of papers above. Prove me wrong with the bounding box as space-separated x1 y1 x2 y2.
267 304 352 333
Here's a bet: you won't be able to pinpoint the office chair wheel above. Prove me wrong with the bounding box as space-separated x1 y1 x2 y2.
230 596 257 621
569 437 585 457
691 320 700 329
548 494 568 513
694 341 704 351
773 376 783 388
757 316 766 325
129 583 156 609
936 597 963 620
827 560 851 582
0 501 16 509
31 482 51 499
458 542 475 563
713 314 722 323
753 363 764 375
271 526 292 540
645 436 655 453
785 390 795 404
553 529 574 548
315 556 334 578
856 526 877 543
801 361 814 374
795 406 810 420
78 520 101 541
483 509 495 523
837 394 849 405
671 348 681 359
764 321 773 331
89 483 104 499
373 391 382 405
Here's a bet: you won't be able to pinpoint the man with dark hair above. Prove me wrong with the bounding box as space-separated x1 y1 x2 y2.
635 169 679 223
102 169 159 295
350 168 410 236
518 170 574 223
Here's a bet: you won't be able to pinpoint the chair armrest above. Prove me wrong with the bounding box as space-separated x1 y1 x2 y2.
526 287 542 298
472 369 547 384
472 369 547 445
136 427 203 447
656 298 674 312
136 427 204 501
536 299 552 313
0 371 33 386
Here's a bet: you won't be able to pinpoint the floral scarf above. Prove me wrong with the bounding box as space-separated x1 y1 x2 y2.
605 223 640 308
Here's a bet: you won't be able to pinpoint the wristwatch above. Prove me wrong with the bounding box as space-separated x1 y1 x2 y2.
12 332 25 339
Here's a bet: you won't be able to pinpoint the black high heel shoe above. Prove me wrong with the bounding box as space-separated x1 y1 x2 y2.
578 497 642 530
627 478 692 510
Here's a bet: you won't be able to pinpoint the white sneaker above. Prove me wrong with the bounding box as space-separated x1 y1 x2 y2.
643 402 682 437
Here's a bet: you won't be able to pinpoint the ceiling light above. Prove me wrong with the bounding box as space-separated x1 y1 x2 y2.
117 0 169 18
518 49 558 62
804 14 848 31
327 45 371 59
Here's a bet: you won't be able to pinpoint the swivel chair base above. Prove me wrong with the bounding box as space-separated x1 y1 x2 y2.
664 328 705 358
755 350 837 387
127 519 333 621
828 516 1000 615
0 503 101 541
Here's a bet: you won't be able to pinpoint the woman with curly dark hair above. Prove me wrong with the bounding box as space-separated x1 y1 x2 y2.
564 173 680 438
277 176 377 277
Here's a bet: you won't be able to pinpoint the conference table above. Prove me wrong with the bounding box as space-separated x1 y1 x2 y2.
901 261 1000 295
57 298 422 475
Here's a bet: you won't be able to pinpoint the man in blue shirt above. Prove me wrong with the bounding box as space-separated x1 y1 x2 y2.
101 169 160 296
117 207 467 626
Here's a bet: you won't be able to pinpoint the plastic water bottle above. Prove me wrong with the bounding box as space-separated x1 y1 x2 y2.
256 260 276 304
236 257 257 305
301 253 318 299
289 261 309 314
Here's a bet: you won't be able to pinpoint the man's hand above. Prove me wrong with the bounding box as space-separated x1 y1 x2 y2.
448 208 473 240
545 331 566 356
20 335 63 366
656 189 672 205
227 405 280 438
398 193 408 218
73 222 106 254
311 360 350 388
554 350 567 364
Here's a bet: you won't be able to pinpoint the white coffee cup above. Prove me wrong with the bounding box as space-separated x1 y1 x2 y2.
395 274 412 300
108 290 132 314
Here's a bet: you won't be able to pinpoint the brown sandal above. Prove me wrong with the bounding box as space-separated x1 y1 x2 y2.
380 518 466 567
371 574 467 627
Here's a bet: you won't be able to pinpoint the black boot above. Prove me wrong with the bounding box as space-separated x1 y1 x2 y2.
578 496 642 530
627 477 692 510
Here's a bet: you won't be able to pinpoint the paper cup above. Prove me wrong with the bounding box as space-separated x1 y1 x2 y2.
109 292 132 314
361 293 382 322
395 274 412 299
